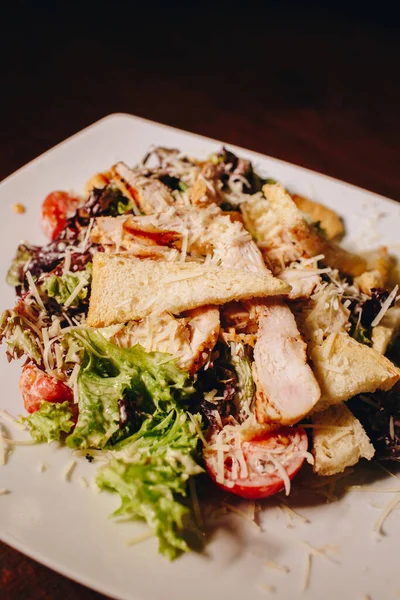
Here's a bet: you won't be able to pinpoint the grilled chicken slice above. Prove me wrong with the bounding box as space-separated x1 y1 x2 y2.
263 183 367 277
112 162 175 214
110 306 220 374
91 215 181 260
278 265 321 299
251 299 321 425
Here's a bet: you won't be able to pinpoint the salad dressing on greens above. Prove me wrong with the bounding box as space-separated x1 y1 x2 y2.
2 146 400 558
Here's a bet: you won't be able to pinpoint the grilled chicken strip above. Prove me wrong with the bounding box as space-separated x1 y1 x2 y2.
91 215 181 260
110 306 220 374
112 162 175 214
250 299 321 425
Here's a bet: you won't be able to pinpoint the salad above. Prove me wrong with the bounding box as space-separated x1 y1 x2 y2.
1 146 400 560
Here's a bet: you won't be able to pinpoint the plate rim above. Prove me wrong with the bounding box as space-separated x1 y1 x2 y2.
1 112 398 211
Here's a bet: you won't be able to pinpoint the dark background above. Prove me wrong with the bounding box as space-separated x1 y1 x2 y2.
1 1 400 598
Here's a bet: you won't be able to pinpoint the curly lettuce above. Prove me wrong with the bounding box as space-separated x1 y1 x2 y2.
43 264 92 307
97 409 203 559
65 329 194 449
20 401 74 443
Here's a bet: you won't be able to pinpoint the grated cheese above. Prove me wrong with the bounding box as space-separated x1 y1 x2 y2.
257 584 276 594
318 361 346 374
279 502 310 524
373 492 400 535
3 437 36 446
63 459 77 482
390 416 395 440
26 270 45 310
0 425 5 466
302 541 337 564
126 529 155 546
264 560 290 573
371 285 399 327
64 275 89 308
187 412 208 447
302 553 312 591
63 247 72 274
346 486 400 493
37 462 47 472
68 363 81 389
269 455 291 496
79 476 89 488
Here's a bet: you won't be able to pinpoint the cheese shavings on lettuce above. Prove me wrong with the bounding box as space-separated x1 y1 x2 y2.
97 409 204 560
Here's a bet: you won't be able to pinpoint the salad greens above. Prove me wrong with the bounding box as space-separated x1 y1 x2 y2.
0 309 42 363
59 329 204 557
97 409 203 559
20 400 74 443
43 264 92 307
66 330 194 449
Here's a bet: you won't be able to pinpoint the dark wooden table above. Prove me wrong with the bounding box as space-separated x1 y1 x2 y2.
1 3 399 599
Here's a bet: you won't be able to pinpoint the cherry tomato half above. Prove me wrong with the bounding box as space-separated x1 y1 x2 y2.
41 191 80 240
204 426 308 499
20 364 73 414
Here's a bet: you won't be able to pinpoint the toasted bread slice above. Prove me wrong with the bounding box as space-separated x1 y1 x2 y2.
312 403 375 476
291 193 345 241
87 253 291 327
311 332 400 412
355 247 391 295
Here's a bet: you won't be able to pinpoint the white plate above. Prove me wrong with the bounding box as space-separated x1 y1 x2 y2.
1 113 400 600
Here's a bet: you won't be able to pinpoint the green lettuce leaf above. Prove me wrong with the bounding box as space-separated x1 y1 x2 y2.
43 264 92 307
66 329 194 449
6 244 33 287
96 409 203 559
100 186 134 216
0 309 42 363
20 401 74 443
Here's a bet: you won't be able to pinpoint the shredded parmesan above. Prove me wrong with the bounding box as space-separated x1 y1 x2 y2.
79 476 89 488
0 425 5 466
38 462 47 472
302 553 312 591
373 492 400 534
63 459 77 482
126 529 155 546
279 502 310 524
269 456 291 496
302 541 337 564
257 584 276 594
2 437 36 446
264 560 290 573
390 415 395 440
64 275 89 308
187 412 208 447
63 247 72 274
26 270 45 310
371 285 399 327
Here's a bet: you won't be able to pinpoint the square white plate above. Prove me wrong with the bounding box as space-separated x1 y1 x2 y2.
1 113 400 600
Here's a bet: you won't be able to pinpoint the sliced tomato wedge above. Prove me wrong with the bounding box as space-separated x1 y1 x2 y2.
41 191 80 240
20 364 73 414
204 425 308 499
